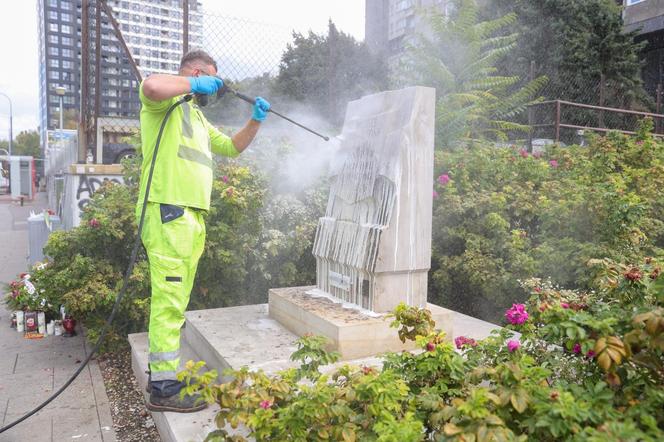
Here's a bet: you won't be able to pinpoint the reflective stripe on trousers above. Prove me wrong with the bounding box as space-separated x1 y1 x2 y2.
140 202 206 380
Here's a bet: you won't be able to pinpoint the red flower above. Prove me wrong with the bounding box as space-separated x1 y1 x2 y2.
225 188 234 197
549 160 559 168
519 149 529 158
623 267 642 282
426 342 436 352
534 287 542 293
221 175 229 183
573 343 582 354
560 302 570 309
259 400 271 409
88 218 100 228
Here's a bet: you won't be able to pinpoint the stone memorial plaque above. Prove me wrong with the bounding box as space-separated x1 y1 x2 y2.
312 86 435 312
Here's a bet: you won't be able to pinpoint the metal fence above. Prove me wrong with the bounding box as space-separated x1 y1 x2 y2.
521 61 664 144
78 0 293 164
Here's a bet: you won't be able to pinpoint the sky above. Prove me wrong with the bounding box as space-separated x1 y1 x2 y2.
0 0 365 142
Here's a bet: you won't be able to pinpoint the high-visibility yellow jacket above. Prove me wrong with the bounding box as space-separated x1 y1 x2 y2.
137 82 239 211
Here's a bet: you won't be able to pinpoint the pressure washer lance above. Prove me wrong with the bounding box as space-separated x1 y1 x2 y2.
196 82 330 142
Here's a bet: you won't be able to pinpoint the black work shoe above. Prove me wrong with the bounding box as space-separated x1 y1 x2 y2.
146 391 208 413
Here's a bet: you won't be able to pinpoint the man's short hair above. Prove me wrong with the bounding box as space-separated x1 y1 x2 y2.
180 49 218 71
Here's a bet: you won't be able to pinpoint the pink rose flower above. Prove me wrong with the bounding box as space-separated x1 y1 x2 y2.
454 336 477 349
519 149 529 158
573 343 581 354
586 350 595 358
507 340 521 352
549 160 559 168
221 175 229 183
259 400 271 409
560 302 570 309
432 190 439 199
437 174 450 186
505 303 529 325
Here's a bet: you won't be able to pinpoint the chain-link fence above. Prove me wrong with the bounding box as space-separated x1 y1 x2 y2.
521 63 664 145
78 0 293 165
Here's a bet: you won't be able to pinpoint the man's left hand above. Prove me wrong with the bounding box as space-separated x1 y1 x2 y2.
252 97 271 122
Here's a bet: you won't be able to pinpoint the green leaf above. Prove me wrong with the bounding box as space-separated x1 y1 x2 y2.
510 389 529 413
342 428 356 442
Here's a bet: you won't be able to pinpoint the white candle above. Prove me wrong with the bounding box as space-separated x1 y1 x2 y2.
16 311 24 333
38 312 46 334
47 320 55 335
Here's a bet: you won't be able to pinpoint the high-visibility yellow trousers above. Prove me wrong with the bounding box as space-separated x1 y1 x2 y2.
139 202 205 382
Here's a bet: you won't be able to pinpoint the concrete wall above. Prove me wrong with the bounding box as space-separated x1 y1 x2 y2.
624 0 664 34
61 164 124 230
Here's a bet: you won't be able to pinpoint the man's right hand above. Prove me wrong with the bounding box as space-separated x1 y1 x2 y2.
188 76 223 95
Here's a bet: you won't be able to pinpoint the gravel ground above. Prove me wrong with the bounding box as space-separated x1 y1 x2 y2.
98 347 161 442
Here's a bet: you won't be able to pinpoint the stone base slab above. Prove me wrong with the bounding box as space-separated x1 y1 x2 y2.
268 286 454 360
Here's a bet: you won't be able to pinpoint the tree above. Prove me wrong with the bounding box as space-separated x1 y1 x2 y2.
484 0 647 109
274 21 388 126
0 130 41 158
13 130 41 158
398 0 547 148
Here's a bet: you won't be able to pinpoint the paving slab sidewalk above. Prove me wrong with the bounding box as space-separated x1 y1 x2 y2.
0 193 117 442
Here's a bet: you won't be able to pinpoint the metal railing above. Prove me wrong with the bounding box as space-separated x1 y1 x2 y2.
527 100 664 145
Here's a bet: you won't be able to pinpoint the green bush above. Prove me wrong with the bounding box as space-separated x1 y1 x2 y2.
182 256 663 442
431 122 664 322
37 178 150 349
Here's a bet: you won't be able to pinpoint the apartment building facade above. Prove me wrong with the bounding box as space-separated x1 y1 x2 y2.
365 0 451 63
37 0 202 146
622 0 664 97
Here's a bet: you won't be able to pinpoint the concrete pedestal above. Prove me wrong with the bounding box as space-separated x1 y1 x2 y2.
268 286 454 360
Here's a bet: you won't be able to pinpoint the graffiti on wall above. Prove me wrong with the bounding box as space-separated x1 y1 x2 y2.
76 175 123 210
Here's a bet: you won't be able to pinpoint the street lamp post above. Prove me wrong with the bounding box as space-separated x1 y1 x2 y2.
0 92 13 156
55 86 66 132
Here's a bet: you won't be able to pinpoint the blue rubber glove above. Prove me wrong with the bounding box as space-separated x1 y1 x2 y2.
252 97 271 122
188 76 223 95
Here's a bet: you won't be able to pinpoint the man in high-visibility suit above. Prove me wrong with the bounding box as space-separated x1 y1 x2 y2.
137 50 270 412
